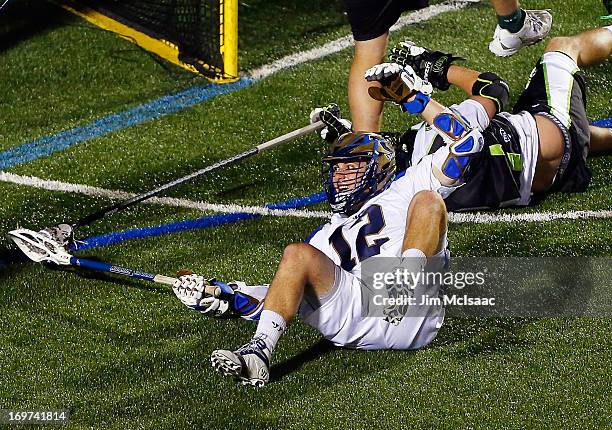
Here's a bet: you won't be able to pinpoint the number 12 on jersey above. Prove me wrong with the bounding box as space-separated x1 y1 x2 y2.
329 204 389 271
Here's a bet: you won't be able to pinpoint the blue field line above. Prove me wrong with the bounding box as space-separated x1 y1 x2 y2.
66 115 612 251
592 118 612 128
0 78 255 170
1 75 608 172
74 192 327 251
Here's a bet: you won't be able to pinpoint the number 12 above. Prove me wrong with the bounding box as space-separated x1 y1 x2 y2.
329 204 389 271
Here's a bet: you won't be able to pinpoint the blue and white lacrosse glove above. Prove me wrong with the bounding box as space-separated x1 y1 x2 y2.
365 63 433 114
173 273 266 321
173 274 230 317
309 103 352 143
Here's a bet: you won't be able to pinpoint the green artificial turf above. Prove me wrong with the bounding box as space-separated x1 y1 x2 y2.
1 0 611 428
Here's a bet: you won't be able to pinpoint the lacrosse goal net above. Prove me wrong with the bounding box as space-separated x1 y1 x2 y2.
61 0 238 82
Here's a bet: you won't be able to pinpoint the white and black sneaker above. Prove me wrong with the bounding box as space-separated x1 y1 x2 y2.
489 10 553 57
211 335 270 387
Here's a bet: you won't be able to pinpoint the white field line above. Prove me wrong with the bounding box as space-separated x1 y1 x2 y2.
1 1 472 221
2 4 469 222
248 0 475 80
0 1 474 221
0 172 330 219
2 171 612 224
448 210 612 224
4 1 611 225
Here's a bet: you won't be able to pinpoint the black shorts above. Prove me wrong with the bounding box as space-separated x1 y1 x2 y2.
393 115 524 212
513 51 592 193
342 0 428 41
440 116 524 211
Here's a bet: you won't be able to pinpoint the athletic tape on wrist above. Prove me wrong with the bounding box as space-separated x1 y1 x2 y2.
402 91 431 114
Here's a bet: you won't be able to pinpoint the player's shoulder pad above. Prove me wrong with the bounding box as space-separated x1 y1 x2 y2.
471 72 510 114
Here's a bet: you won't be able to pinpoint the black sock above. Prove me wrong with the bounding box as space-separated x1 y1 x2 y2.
498 8 526 33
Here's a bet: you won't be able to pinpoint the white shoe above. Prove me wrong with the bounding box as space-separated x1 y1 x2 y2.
211 335 270 387
489 10 553 57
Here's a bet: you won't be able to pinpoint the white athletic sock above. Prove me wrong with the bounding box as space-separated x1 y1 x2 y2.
605 25 612 33
254 309 286 356
401 248 427 268
400 249 427 290
402 248 427 259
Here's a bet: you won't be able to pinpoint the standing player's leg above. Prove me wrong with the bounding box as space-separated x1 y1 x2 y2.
349 33 389 132
603 0 612 18
492 0 523 29
211 243 337 387
489 0 552 57
343 0 428 132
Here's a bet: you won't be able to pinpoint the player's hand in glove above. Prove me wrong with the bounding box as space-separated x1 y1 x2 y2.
389 41 463 91
173 270 268 320
173 272 230 317
310 103 352 143
365 63 433 113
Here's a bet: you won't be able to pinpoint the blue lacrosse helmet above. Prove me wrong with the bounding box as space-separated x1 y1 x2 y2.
322 132 396 215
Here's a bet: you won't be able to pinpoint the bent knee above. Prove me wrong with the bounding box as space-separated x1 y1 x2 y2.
281 242 320 265
545 36 580 61
410 190 446 215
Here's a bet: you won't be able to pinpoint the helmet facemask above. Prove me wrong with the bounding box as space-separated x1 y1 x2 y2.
322 132 396 216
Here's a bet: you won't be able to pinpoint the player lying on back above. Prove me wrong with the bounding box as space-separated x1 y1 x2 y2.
171 78 493 386
359 25 612 211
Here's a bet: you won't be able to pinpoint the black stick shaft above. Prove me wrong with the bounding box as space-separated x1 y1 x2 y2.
74 148 257 228
73 121 323 229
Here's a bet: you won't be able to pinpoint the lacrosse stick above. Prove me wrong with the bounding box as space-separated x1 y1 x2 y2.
73 121 324 230
0 0 11 13
7 228 221 296
9 121 324 252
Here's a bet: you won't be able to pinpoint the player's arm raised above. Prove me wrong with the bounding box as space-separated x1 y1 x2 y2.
389 41 509 119
364 62 446 125
364 63 485 187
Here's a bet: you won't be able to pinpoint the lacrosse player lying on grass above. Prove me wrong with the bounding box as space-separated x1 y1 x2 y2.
359 25 612 211
173 80 491 386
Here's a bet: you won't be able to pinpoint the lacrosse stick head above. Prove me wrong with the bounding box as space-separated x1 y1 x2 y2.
7 228 72 265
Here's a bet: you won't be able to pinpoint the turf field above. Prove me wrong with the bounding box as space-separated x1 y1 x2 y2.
1 0 611 428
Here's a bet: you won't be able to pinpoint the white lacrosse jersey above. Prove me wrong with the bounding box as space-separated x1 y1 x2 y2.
308 154 445 278
302 155 448 350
